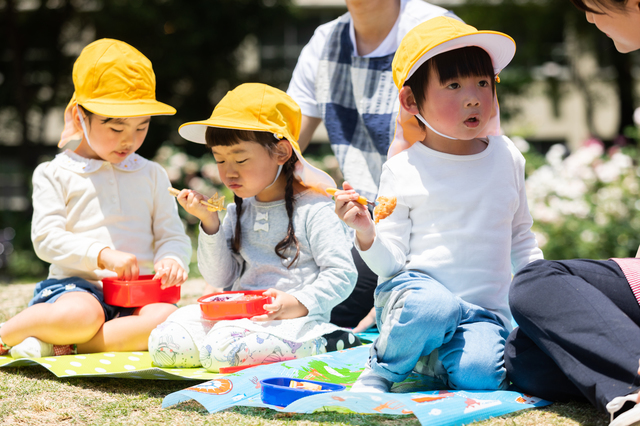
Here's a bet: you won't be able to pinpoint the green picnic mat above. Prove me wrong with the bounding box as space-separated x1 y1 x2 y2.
0 352 220 380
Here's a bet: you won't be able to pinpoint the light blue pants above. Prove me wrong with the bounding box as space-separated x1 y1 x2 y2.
371 270 509 390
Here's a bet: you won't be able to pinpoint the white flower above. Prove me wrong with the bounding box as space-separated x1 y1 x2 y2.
169 152 188 168
580 229 597 243
545 144 567 168
633 107 640 126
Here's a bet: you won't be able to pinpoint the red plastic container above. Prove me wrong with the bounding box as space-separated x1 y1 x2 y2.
198 290 272 320
102 275 181 307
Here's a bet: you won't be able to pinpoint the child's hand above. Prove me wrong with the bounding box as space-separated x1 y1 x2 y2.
251 288 309 321
153 258 188 289
98 248 139 280
176 189 220 235
352 307 377 333
333 182 376 250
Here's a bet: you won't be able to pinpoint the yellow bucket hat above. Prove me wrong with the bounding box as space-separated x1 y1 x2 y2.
59 38 176 148
179 83 336 194
389 16 516 157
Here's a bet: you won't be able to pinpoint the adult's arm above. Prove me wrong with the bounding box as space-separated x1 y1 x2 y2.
297 115 322 153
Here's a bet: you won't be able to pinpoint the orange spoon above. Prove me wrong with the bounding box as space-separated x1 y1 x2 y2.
326 188 376 207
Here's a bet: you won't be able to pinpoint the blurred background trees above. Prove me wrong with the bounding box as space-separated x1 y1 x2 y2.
0 0 638 282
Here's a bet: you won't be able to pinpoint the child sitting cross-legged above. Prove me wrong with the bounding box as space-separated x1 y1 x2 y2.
333 16 543 393
148 83 360 372
0 39 191 358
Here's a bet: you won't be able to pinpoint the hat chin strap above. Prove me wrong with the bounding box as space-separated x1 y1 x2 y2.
415 113 459 141
77 108 97 152
265 164 284 189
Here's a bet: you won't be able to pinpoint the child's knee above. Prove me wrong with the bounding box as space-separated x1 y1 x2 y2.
446 356 507 390
382 285 459 329
199 328 249 372
148 321 201 368
139 303 179 326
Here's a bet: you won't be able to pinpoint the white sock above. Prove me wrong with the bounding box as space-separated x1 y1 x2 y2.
350 364 393 393
10 337 54 359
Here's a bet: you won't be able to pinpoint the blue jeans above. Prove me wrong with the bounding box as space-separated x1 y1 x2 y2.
370 270 509 390
30 277 135 322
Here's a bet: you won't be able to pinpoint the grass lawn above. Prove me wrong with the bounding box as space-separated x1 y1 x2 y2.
0 280 610 425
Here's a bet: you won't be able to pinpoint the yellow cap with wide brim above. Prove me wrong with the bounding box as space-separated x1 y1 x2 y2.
388 17 515 158
392 16 515 89
59 39 176 148
179 83 336 194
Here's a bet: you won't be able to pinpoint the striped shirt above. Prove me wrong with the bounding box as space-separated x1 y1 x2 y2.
612 258 640 305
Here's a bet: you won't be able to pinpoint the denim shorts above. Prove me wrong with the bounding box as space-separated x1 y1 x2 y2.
29 277 136 322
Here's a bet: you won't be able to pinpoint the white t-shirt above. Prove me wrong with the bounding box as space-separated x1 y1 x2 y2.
287 0 450 118
357 136 544 326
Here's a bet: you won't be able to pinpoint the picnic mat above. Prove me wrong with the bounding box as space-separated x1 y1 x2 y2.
0 351 220 380
0 332 379 380
162 345 551 426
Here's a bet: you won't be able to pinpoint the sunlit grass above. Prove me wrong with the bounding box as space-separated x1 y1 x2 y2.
0 281 608 425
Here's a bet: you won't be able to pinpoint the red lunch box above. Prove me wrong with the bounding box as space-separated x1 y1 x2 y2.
102 274 181 307
198 290 272 321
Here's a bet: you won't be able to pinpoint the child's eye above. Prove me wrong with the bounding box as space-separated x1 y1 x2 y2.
447 82 460 89
478 80 490 87
137 127 148 132
111 128 123 133
237 159 248 164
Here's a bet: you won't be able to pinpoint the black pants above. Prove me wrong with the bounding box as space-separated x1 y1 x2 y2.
505 258 640 412
330 246 377 328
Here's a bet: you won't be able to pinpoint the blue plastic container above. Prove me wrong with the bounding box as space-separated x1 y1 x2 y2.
260 377 346 407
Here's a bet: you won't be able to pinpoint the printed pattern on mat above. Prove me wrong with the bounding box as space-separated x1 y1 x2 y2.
0 352 221 380
162 345 551 426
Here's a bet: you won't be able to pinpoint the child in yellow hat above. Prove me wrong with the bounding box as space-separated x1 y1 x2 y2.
147 83 361 371
333 16 543 392
0 39 191 358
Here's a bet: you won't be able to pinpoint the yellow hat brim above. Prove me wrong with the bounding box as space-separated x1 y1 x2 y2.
392 17 516 89
399 32 515 88
80 99 176 118
178 118 294 145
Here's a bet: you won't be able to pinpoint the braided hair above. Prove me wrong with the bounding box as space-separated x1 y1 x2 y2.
204 127 301 268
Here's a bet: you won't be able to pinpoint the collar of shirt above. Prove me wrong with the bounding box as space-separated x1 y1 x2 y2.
53 150 148 174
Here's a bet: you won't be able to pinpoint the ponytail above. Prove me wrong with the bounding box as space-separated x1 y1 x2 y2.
232 194 243 254
274 154 300 268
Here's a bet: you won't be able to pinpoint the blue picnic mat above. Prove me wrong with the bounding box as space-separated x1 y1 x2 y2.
162 344 551 426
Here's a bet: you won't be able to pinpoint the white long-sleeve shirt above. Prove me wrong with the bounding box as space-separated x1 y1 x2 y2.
31 150 192 284
357 136 543 325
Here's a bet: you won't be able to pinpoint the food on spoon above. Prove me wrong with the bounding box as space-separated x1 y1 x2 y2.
373 196 397 224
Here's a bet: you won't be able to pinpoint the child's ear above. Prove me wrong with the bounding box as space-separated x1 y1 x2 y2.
399 86 420 115
274 140 293 165
71 104 84 132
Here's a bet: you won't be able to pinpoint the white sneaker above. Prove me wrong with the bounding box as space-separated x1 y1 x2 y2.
350 363 393 393
10 337 54 359
607 393 640 426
